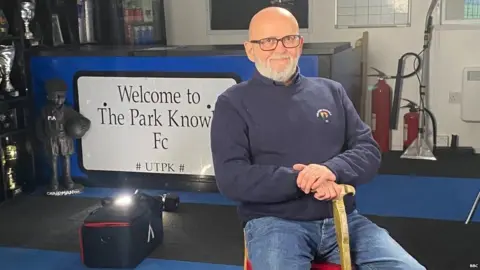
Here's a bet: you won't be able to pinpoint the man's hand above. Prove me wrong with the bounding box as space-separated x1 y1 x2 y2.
312 181 343 201
293 164 336 194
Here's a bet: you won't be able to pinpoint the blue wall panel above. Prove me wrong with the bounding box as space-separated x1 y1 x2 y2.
29 55 480 222
30 55 319 179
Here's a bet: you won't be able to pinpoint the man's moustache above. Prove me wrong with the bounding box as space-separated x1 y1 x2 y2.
269 56 291 60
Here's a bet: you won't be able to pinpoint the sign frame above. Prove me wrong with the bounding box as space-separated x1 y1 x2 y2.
73 70 242 182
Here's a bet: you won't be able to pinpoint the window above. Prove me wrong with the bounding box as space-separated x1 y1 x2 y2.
464 0 480 19
441 0 480 24
207 0 310 32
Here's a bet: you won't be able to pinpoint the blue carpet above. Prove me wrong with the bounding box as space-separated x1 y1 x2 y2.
63 174 480 222
4 174 479 269
0 247 242 270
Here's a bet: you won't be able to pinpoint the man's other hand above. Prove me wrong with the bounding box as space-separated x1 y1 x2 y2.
293 164 336 194
312 181 343 201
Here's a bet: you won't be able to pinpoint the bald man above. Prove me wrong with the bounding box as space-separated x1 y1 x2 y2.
210 7 425 270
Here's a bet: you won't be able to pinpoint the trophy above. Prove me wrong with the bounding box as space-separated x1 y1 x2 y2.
2 137 21 198
0 101 16 132
0 9 9 39
0 45 18 97
20 2 35 40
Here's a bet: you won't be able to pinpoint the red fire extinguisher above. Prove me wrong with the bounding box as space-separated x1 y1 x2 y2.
371 77 392 153
402 100 420 150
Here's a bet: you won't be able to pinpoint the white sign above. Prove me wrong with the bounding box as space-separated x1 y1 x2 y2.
76 74 238 176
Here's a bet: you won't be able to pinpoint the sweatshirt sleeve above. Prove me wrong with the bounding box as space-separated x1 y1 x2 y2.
322 84 381 186
210 94 302 203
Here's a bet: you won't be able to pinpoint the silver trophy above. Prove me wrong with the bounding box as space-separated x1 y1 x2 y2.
0 45 17 97
20 2 35 40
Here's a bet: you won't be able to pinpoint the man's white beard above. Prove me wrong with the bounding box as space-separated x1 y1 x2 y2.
254 54 298 82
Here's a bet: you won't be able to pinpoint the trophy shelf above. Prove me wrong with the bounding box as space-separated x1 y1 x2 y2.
1 95 27 103
0 95 32 203
0 0 37 204
0 35 21 42
0 128 27 137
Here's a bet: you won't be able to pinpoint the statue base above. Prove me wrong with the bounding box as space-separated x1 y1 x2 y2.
45 183 84 196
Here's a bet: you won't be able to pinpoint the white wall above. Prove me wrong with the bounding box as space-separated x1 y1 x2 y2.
163 0 480 152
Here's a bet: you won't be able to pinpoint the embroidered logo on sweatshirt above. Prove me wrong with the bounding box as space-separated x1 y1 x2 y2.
316 109 332 123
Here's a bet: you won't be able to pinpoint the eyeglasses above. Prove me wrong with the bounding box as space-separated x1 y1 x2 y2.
249 35 302 51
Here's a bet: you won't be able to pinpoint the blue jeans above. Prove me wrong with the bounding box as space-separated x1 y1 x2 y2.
245 210 426 270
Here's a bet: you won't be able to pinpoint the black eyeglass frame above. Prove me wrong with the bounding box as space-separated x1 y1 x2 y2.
249 34 303 51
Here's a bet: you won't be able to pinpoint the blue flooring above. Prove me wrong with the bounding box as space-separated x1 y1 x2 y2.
0 247 242 270
3 174 479 269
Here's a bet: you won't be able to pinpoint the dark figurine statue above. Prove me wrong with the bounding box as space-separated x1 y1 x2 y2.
36 79 91 195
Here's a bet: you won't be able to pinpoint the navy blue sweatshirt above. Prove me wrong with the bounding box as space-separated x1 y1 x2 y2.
210 68 381 222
